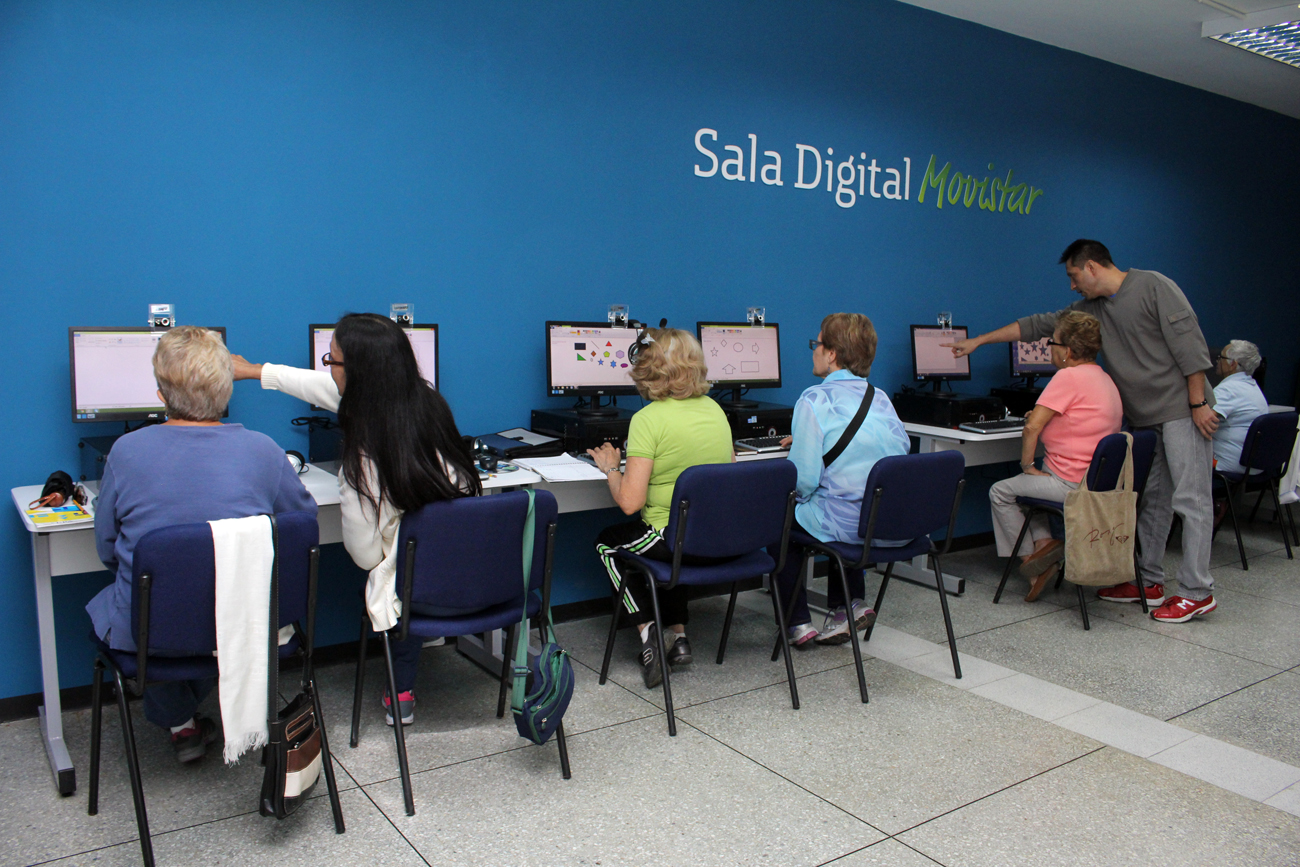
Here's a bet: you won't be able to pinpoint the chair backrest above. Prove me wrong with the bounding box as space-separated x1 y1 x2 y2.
1085 433 1132 493
1240 411 1299 475
1129 430 1158 498
662 461 798 558
857 451 965 542
396 489 558 612
131 511 318 655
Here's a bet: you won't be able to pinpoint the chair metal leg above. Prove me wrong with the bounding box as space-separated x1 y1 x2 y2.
1249 486 1267 523
1077 583 1091 630
1271 482 1294 560
555 720 573 780
994 514 1034 604
765 571 800 711
931 554 962 679
112 669 154 867
771 551 810 662
1288 501 1300 547
380 632 416 816
865 562 893 642
88 658 104 816
498 623 517 719
1226 483 1248 570
645 576 676 736
599 592 622 685
308 669 346 834
349 616 369 749
834 557 869 704
717 582 739 665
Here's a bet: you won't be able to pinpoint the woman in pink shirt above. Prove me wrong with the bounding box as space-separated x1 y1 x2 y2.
990 311 1124 600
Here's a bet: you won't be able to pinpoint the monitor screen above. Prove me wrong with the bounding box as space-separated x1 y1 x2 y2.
70 326 228 423
545 321 640 396
697 322 781 388
911 325 970 381
1010 337 1057 377
310 323 438 389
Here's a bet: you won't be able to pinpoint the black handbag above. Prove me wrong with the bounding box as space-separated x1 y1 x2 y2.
259 517 323 819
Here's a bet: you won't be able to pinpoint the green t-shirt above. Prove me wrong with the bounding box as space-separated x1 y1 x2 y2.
626 395 734 529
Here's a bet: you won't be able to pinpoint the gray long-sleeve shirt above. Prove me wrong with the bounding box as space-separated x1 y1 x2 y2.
1017 269 1211 428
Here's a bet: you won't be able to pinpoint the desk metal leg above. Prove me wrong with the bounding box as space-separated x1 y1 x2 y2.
457 629 539 674
32 534 75 795
882 555 964 595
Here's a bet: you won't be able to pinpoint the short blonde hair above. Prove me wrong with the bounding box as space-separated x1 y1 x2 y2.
152 326 232 421
630 328 711 401
1055 311 1102 362
820 313 877 377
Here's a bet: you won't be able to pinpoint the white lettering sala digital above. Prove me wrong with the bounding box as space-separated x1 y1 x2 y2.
693 128 908 209
693 128 1044 216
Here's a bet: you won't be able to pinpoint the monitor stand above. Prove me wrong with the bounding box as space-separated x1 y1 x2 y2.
714 387 759 409
574 396 621 418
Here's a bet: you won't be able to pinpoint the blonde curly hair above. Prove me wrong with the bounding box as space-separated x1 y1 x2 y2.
152 326 232 421
629 328 711 401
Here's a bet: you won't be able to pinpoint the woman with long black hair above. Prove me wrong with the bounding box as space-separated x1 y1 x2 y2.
233 313 480 725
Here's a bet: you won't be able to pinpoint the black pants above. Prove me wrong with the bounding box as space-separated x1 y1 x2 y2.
769 517 865 628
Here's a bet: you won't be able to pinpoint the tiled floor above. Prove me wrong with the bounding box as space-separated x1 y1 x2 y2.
5 517 1300 866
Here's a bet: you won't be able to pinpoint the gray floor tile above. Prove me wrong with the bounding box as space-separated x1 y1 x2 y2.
1054 701 1197 758
827 838 946 866
674 661 1099 835
1264 781 1300 818
892 647 1015 689
0 698 355 866
859 625 943 665
1212 548 1300 607
559 593 860 711
36 789 421 867
898 747 1300 867
1173 669 1300 767
969 672 1102 722
314 643 657 786
365 716 883 867
955 607 1281 720
1150 734 1300 802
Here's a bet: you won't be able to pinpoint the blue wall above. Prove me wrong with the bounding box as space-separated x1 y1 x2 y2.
2 0 1298 701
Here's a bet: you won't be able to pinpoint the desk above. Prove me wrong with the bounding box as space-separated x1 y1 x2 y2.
11 462 539 796
900 422 1024 594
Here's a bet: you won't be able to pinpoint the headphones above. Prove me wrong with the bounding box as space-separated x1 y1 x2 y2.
285 450 308 474
626 318 666 366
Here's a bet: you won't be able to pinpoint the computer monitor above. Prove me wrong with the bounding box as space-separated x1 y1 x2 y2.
696 321 781 408
910 324 970 389
1009 337 1056 385
545 321 639 414
69 326 228 423
309 322 438 398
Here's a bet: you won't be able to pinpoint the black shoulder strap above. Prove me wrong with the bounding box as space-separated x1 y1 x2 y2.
823 382 875 468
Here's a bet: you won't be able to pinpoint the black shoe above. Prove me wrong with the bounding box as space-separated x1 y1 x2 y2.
639 635 663 689
171 715 218 764
665 635 693 666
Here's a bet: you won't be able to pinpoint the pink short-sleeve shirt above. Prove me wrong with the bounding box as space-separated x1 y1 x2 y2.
1036 364 1124 484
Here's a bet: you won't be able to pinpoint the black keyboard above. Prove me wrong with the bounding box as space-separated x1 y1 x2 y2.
735 436 788 452
958 418 1025 434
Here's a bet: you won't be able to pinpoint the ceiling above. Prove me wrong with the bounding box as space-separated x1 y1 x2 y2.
895 0 1300 120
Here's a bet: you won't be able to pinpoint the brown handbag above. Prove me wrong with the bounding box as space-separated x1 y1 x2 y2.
1062 433 1137 587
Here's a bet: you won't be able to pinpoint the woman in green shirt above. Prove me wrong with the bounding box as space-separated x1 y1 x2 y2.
589 328 735 689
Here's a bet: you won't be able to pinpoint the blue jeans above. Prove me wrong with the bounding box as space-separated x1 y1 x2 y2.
770 518 864 628
144 678 216 729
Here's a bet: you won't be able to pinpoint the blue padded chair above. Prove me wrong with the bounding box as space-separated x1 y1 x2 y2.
993 432 1153 629
1214 411 1299 570
598 460 799 736
87 512 344 867
772 451 967 703
348 489 566 816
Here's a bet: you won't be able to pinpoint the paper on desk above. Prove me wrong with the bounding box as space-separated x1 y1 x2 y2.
495 428 559 446
511 454 609 482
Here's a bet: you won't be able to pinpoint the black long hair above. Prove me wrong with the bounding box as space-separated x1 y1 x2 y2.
334 313 481 514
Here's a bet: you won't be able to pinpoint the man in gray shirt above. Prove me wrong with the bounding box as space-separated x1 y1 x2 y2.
945 239 1219 623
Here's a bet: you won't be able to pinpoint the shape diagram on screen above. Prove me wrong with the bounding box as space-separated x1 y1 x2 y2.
548 325 639 389
699 325 780 383
1016 338 1052 366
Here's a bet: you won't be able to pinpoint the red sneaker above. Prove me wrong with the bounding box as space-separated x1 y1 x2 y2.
1097 582 1164 605
1151 595 1217 623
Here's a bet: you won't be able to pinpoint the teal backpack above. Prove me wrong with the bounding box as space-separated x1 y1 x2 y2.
511 491 574 745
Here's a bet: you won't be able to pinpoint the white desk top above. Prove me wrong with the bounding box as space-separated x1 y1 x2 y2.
903 421 1024 442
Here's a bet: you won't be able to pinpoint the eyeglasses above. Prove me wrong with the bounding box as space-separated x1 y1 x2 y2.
1216 354 1231 362
1045 340 1066 348
809 339 823 350
321 351 344 367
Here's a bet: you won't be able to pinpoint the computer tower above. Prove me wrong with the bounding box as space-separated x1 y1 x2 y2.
892 391 1006 427
990 386 1043 418
718 401 794 438
530 407 635 453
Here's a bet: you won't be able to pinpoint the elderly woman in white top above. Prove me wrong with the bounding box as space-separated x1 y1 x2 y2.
1212 340 1269 476
233 313 479 726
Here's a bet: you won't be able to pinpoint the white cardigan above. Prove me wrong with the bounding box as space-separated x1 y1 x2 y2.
260 364 405 631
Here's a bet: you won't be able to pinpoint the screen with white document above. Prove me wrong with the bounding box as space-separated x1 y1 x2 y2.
910 325 970 382
70 326 228 423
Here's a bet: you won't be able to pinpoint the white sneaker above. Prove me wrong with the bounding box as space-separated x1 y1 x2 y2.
787 622 819 647
814 599 876 645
